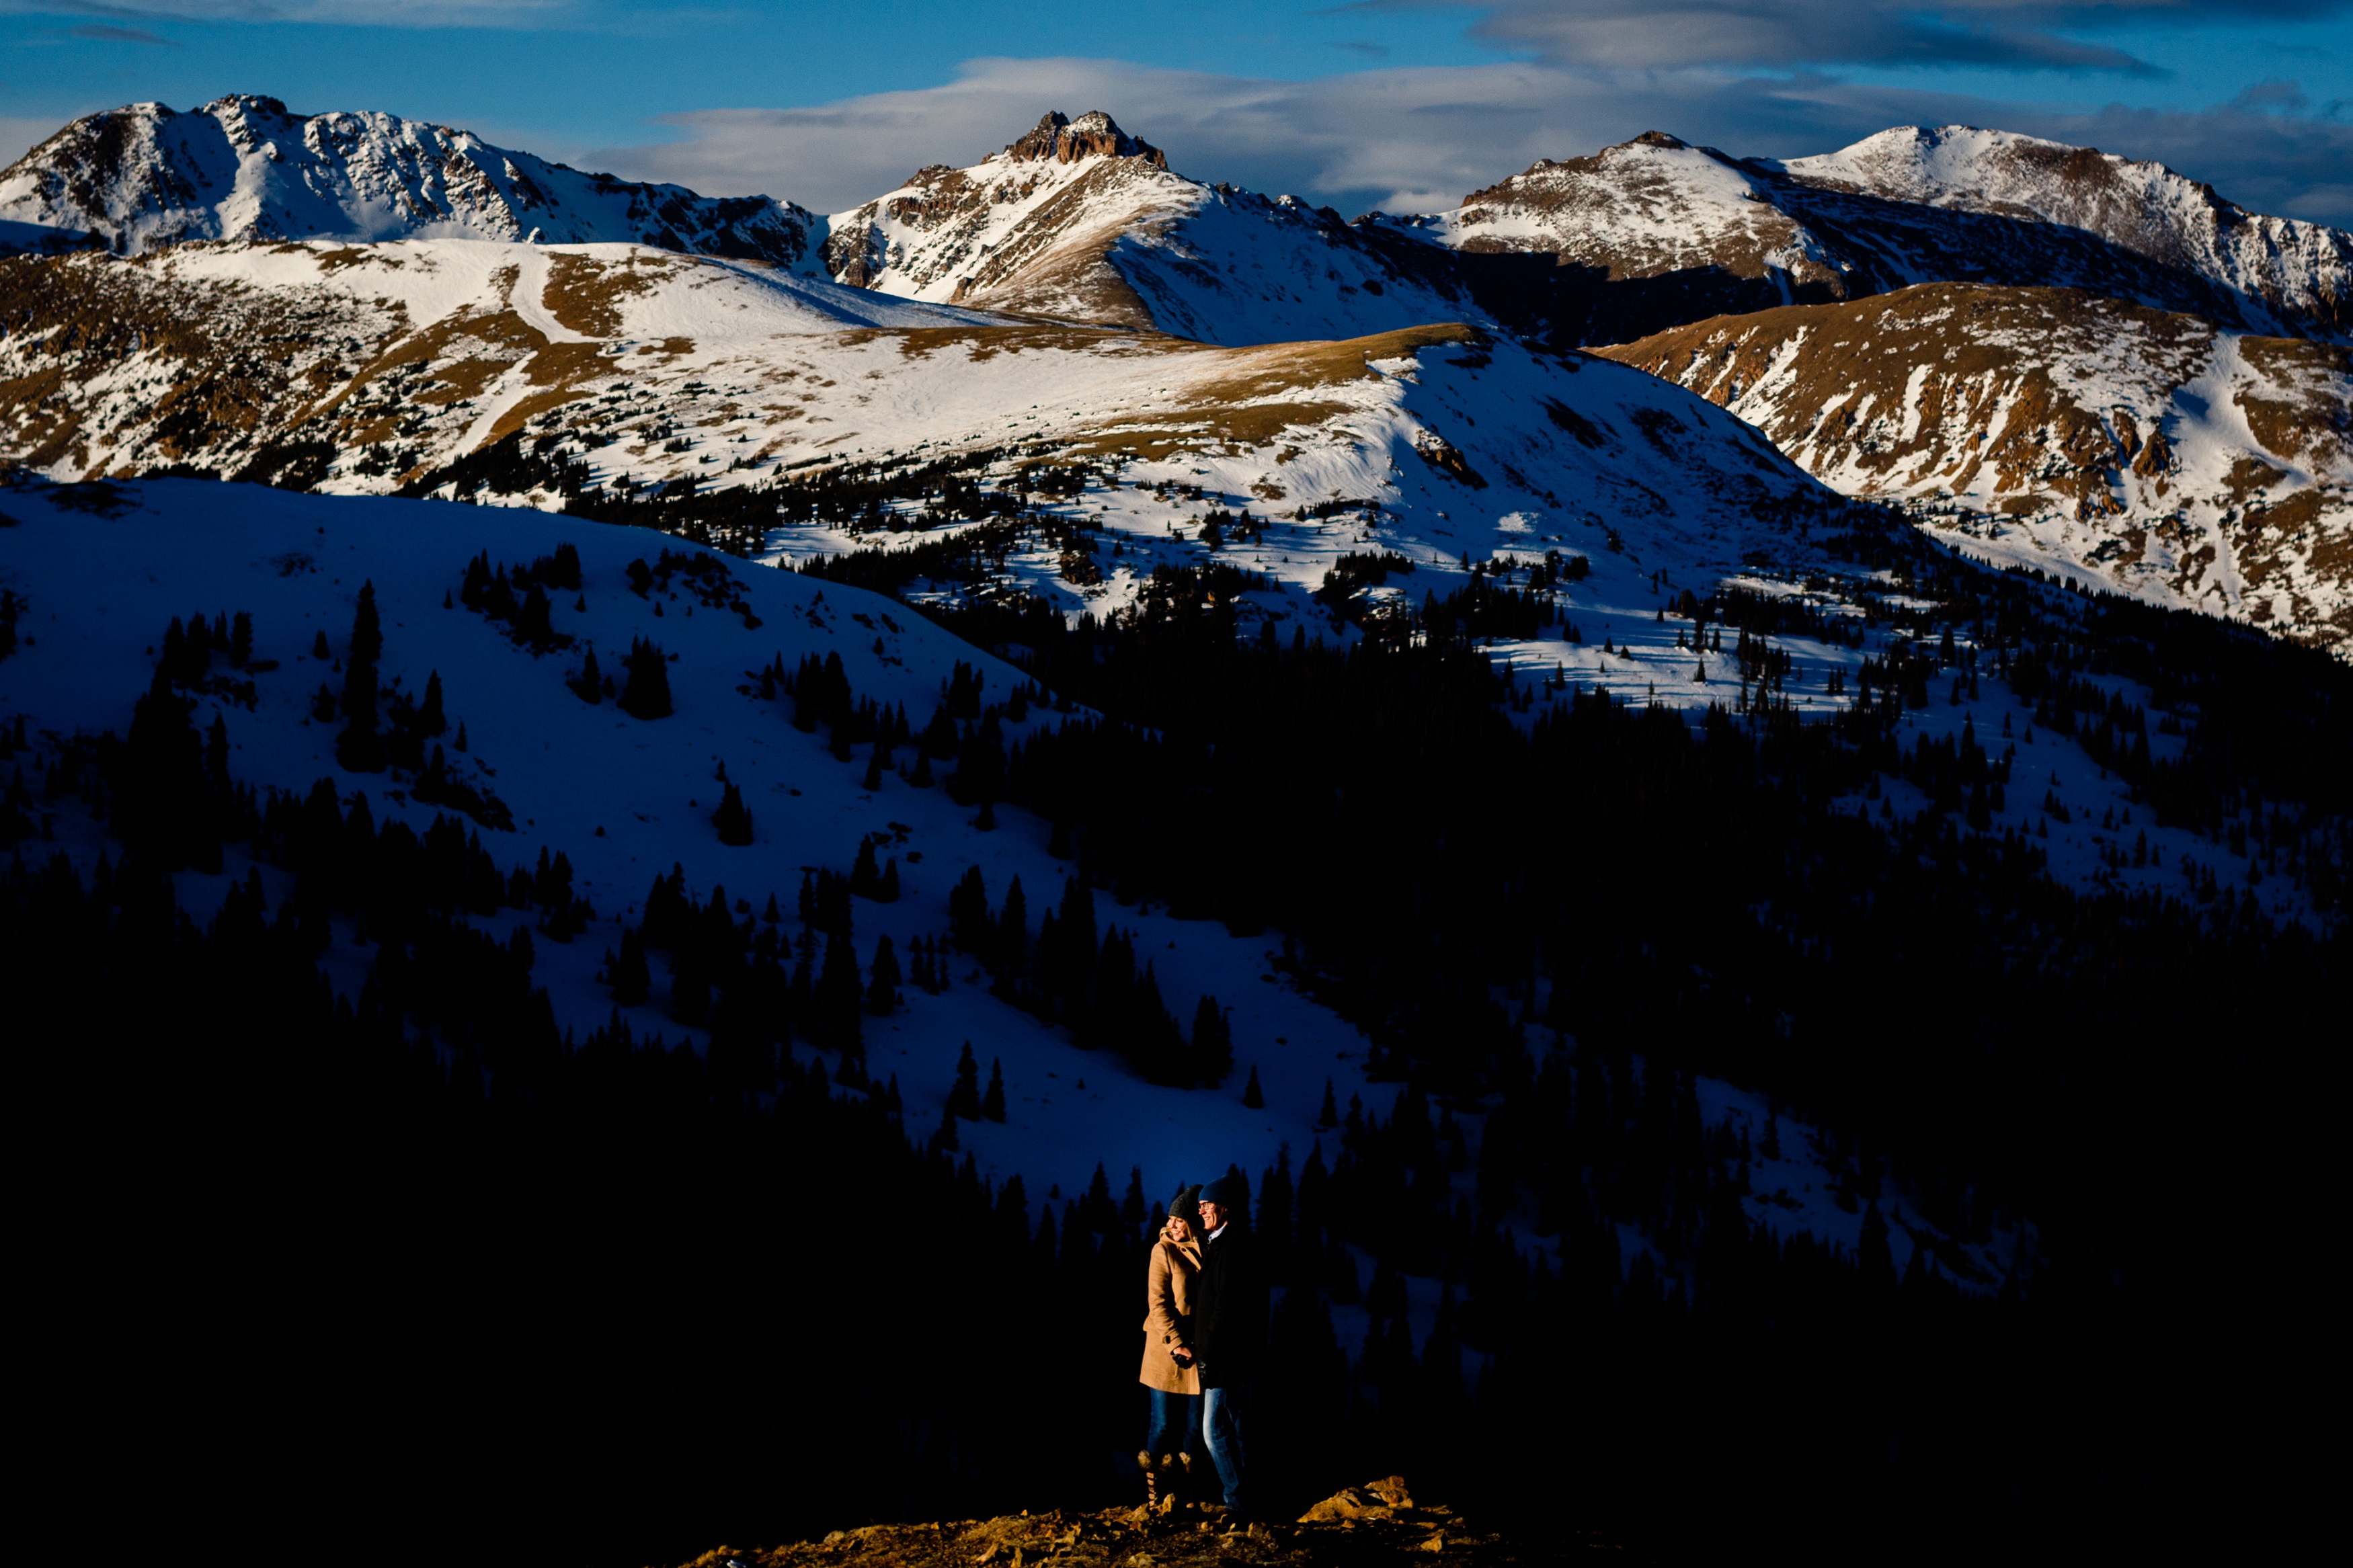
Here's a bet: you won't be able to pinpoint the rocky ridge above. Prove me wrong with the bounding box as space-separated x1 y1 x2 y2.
817 112 1468 343
664 1477 1581 1568
1769 125 2351 338
1597 284 2353 651
1369 128 2352 347
0 95 823 266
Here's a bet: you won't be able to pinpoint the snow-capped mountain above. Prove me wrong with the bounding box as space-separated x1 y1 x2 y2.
0 95 822 266
11 99 2345 353
1598 284 2353 651
1373 128 2352 345
817 110 1474 343
1767 126 2349 339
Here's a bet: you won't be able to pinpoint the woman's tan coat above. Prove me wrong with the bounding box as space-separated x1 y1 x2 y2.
1138 1233 1203 1395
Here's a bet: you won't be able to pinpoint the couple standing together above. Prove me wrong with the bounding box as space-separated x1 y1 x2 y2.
1138 1172 1264 1520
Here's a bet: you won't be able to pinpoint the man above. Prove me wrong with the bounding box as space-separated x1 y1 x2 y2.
1189 1170 1265 1520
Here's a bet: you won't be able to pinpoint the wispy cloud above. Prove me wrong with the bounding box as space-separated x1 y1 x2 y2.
1332 0 2352 75
67 22 180 44
590 53 2353 224
3 0 579 27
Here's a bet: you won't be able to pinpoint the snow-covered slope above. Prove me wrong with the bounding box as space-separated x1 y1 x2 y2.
1371 128 2352 346
0 471 2018 1293
12 99 2343 354
0 95 823 266
1373 131 1843 312
1769 126 2351 339
820 110 1474 343
0 472 1365 1208
1597 284 2353 653
0 235 1830 655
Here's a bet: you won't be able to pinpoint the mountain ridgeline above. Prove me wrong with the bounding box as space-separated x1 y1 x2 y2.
3 99 2348 651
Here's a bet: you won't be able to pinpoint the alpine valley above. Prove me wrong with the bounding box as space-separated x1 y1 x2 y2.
1 92 2341 1567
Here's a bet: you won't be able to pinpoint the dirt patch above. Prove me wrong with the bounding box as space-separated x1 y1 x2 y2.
483 388 592 446
543 252 671 337
2224 456 2287 503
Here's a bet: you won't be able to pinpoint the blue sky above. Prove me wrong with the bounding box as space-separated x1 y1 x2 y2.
3 2 2349 220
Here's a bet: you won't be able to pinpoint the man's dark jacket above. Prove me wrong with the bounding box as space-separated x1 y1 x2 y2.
1191 1223 1267 1389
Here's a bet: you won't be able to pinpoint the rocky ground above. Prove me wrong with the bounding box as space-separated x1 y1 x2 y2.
664 1478 1639 1568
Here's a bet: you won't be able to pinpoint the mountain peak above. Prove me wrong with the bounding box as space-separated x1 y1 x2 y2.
1004 110 1167 169
0 95 820 263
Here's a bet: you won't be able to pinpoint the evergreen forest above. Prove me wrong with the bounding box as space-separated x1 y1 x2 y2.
5 487 2339 1567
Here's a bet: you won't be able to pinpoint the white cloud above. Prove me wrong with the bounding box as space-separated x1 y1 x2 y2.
583 54 2353 224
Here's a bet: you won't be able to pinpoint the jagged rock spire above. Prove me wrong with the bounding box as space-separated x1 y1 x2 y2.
1004 111 1167 169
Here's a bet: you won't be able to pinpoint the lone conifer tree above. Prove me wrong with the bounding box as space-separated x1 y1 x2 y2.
619 636 674 719
336 580 386 772
983 1058 1007 1122
949 1041 982 1119
867 935 901 1016
711 782 754 845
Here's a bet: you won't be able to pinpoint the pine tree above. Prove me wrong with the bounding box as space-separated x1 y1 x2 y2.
983 1059 1007 1122
1317 1079 1340 1129
949 866 990 955
619 636 674 719
816 929 864 1053
712 783 754 845
117 660 219 872
607 927 650 1005
336 581 387 772
571 647 604 705
867 935 900 1015
1242 1064 1264 1108
949 1041 982 1119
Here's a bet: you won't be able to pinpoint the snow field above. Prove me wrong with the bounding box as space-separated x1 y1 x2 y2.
0 476 1375 1222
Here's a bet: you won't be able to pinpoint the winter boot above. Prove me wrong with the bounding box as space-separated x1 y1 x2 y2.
1137 1451 1162 1512
1170 1451 1196 1508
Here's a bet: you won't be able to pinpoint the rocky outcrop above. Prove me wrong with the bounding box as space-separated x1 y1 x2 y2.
666 1479 1511 1568
1598 283 2353 651
1005 111 1168 169
0 94 822 266
817 112 1467 342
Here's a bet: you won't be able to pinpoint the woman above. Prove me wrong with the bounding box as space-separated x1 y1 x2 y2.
1137 1184 1203 1509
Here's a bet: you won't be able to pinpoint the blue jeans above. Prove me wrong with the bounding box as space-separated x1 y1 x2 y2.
1145 1387 1200 1460
1202 1383 1249 1510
